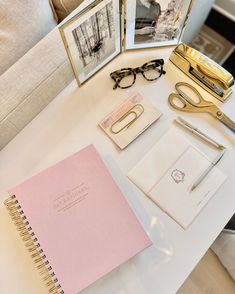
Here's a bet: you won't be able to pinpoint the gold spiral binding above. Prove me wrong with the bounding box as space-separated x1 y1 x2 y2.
4 195 64 294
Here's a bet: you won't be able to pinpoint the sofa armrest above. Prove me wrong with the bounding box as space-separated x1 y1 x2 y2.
0 28 74 150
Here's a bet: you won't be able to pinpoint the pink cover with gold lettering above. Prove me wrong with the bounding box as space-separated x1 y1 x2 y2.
9 145 151 294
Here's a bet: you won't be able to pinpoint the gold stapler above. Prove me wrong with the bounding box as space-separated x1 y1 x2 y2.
170 43 234 102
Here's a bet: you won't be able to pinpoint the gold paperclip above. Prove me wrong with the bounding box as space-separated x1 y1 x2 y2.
110 104 144 134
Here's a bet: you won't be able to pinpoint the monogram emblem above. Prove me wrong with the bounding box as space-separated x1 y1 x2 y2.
171 169 185 184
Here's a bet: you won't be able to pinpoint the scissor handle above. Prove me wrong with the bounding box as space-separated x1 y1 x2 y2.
175 82 213 107
168 93 199 112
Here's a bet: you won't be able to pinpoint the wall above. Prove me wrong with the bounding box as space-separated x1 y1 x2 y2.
182 0 215 44
214 0 235 21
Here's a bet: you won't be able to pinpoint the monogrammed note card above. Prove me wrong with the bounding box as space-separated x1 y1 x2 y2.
128 129 227 229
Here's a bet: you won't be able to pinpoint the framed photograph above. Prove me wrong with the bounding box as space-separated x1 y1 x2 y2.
59 0 121 86
125 0 193 50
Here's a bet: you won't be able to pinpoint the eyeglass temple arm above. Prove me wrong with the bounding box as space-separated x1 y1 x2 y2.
110 76 120 90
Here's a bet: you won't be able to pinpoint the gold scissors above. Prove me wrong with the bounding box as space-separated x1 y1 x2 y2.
168 82 235 132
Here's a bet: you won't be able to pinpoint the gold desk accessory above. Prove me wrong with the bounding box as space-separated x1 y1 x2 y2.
110 104 144 134
170 43 234 102
99 93 162 150
168 82 235 133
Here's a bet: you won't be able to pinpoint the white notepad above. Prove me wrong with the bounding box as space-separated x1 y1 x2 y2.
128 128 227 229
99 93 162 149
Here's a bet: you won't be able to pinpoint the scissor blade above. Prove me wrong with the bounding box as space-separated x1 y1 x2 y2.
219 113 235 132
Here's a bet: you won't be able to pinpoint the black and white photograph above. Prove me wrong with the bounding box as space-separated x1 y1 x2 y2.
125 0 192 49
60 0 121 85
72 1 115 73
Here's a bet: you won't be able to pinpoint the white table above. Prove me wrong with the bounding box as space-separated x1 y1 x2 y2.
1 48 235 294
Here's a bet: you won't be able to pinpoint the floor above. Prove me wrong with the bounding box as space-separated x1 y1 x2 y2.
178 249 235 294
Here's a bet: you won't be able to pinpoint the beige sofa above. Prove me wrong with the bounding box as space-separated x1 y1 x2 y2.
0 0 86 150
0 28 74 150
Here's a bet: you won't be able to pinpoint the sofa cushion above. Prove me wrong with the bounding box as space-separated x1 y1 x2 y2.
51 0 84 21
0 0 57 76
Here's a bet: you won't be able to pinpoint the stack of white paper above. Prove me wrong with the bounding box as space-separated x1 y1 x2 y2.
128 129 227 229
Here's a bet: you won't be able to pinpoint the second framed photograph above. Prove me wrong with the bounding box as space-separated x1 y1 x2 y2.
125 0 193 50
60 0 121 86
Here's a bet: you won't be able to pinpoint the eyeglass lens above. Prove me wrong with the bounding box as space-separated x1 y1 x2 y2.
118 69 135 88
142 61 162 81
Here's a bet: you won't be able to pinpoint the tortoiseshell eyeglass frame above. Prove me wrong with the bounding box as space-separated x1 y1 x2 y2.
110 59 166 90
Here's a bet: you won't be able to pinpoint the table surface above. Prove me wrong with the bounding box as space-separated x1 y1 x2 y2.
1 47 235 294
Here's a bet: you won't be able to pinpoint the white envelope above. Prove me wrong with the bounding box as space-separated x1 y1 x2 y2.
128 128 227 229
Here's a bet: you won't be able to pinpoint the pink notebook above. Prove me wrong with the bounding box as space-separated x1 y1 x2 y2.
6 145 151 294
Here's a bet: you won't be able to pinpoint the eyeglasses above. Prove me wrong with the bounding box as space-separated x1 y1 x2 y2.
110 59 166 90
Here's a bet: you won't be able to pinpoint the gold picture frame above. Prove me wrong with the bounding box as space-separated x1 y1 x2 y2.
59 0 122 86
124 0 194 50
